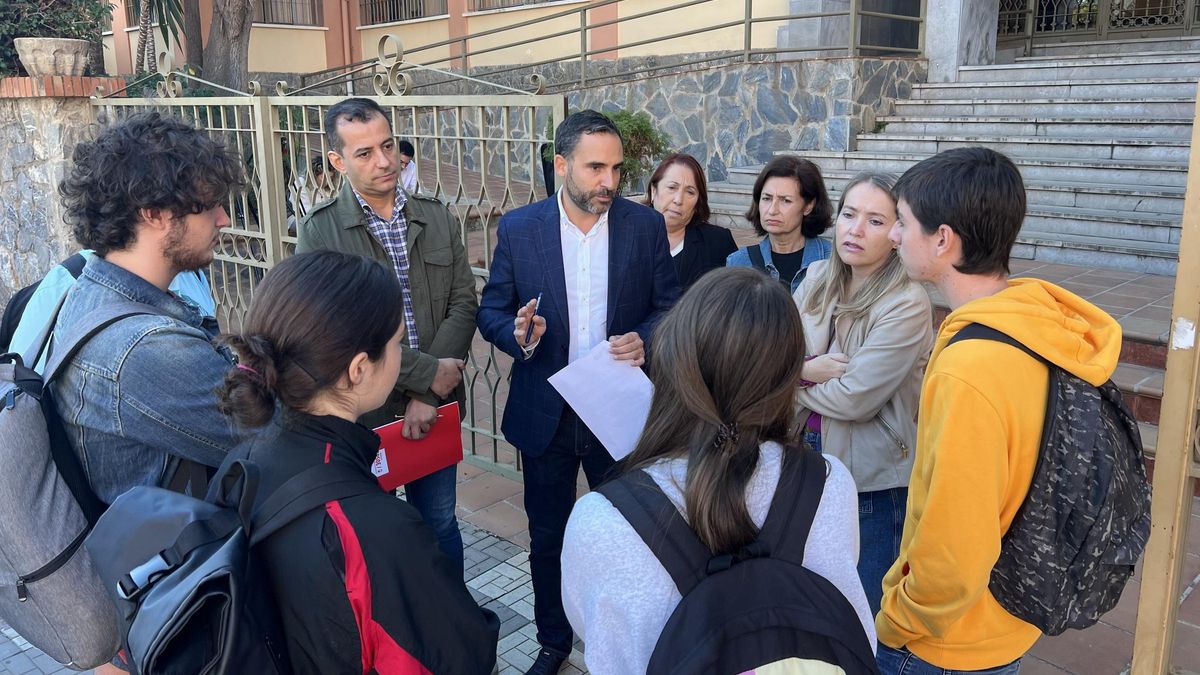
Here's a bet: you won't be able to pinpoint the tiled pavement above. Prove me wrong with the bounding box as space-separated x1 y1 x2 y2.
3 242 1199 674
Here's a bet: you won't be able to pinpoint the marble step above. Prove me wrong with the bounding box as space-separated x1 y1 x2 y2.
913 78 1198 101
874 116 1193 142
1022 36 1200 58
855 133 1191 163
893 97 1195 118
793 151 1189 188
957 53 1200 82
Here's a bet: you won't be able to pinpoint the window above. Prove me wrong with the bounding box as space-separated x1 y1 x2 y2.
257 0 323 25
469 0 554 10
359 0 449 25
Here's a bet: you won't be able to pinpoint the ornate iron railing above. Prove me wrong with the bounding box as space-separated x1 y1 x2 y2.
94 56 566 478
998 0 1200 50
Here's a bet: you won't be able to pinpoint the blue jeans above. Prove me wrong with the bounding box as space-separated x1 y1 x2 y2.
805 431 907 616
522 407 617 655
859 487 908 616
877 645 1021 675
404 463 464 574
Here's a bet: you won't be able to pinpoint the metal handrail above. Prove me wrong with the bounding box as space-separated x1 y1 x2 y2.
300 0 924 92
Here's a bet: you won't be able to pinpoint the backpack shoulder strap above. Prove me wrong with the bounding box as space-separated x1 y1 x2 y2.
249 463 382 546
594 470 711 595
42 299 168 384
946 323 1044 364
61 253 88 279
757 447 826 566
746 244 767 272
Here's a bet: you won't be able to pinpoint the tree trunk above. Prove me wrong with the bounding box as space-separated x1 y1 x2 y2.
183 0 203 69
134 0 157 73
202 0 253 91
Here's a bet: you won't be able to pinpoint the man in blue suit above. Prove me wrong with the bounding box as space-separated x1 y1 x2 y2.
478 110 680 674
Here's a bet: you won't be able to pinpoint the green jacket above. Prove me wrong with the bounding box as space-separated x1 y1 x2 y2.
296 181 478 428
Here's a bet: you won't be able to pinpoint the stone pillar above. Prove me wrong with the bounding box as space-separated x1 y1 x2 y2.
925 0 999 82
0 76 123 304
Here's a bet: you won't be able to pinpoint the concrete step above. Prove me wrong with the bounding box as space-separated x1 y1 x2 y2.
875 116 1193 142
893 97 1195 118
957 53 1200 82
1011 230 1177 275
855 133 1190 163
713 172 1184 216
1023 35 1200 58
1113 362 1164 425
913 78 1199 101
795 150 1188 187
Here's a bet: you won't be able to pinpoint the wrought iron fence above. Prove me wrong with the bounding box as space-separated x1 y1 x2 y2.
94 69 566 478
999 0 1200 49
359 0 449 25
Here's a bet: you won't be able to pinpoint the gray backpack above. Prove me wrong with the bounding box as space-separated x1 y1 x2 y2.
0 299 173 668
948 323 1151 635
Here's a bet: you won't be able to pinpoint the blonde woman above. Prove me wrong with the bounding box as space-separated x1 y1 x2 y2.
794 172 935 616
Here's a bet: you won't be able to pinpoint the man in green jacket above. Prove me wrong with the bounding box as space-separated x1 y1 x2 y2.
297 97 478 572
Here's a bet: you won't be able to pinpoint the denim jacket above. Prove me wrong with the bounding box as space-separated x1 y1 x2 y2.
726 237 833 293
49 257 239 503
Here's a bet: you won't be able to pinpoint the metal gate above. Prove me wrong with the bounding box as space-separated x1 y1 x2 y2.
998 0 1200 51
93 50 567 478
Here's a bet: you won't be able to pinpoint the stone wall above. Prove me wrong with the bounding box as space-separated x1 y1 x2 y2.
361 54 926 190
568 56 926 185
0 96 98 306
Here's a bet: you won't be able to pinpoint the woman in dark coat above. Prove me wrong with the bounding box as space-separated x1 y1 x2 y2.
643 153 737 290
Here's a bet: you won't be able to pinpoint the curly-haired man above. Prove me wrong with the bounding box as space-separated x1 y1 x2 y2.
50 111 246 512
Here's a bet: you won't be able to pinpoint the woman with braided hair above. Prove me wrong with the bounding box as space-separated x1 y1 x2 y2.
560 267 873 675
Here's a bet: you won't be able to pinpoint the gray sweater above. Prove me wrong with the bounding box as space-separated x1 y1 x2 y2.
561 443 875 675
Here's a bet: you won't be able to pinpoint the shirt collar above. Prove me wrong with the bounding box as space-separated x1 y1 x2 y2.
351 182 406 222
557 188 609 237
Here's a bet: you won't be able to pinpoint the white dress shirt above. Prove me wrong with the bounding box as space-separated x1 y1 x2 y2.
400 160 418 194
558 189 610 363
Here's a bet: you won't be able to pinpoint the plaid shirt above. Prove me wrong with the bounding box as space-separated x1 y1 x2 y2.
353 185 420 349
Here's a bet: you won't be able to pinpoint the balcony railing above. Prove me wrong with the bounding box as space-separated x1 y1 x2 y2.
257 0 323 25
468 0 554 11
359 0 449 25
302 0 926 95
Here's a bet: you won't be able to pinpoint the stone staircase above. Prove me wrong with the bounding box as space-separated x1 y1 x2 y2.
708 39 1199 478
708 42 1200 277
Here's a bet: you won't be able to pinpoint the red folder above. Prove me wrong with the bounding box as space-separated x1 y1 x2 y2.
371 402 463 491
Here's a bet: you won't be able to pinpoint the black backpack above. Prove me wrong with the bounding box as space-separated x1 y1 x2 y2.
84 459 380 675
948 323 1152 635
595 448 879 675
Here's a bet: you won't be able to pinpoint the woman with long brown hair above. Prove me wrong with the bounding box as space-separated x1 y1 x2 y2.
560 267 873 674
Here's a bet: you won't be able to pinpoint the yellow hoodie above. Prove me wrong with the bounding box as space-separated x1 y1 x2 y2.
876 278 1122 669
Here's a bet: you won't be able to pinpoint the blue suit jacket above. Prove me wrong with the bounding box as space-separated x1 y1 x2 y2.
477 195 681 458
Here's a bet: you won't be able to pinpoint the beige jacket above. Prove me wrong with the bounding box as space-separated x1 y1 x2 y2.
793 260 935 492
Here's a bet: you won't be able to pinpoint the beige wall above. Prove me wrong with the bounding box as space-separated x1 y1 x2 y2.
359 17 453 67
617 0 789 57
465 2 590 67
124 26 184 69
101 34 118 75
249 25 329 72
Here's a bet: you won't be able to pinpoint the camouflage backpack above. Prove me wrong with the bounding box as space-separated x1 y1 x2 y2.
948 324 1152 635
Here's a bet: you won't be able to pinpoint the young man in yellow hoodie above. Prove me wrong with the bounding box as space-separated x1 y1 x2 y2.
877 147 1122 674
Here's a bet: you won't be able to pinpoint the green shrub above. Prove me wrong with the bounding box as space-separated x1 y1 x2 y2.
0 0 114 75
542 108 672 193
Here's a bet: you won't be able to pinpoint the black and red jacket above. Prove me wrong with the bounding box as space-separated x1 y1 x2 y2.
236 411 499 674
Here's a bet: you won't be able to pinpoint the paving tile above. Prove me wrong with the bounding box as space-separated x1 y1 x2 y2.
502 646 534 671
1172 619 1200 672
1027 620 1133 675
0 654 35 675
457 472 524 512
465 501 530 540
1017 655 1072 674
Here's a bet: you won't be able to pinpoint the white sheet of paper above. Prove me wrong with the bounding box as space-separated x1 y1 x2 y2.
548 340 653 460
